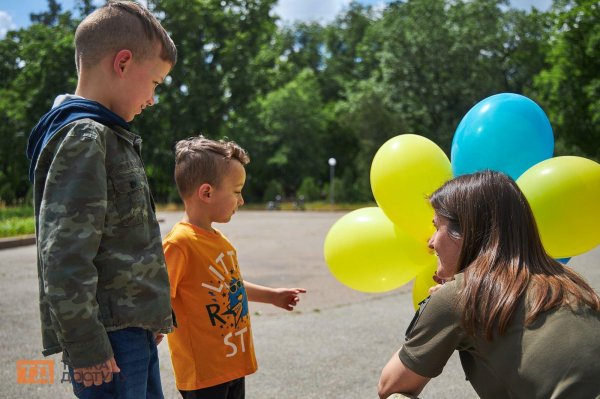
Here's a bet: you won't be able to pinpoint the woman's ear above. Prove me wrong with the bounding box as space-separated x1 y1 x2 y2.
113 49 133 76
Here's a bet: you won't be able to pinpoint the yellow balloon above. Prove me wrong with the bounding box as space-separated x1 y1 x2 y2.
412 259 438 310
370 134 452 243
323 207 433 293
516 156 600 258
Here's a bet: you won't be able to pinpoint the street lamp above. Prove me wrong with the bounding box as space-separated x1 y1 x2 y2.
328 157 337 207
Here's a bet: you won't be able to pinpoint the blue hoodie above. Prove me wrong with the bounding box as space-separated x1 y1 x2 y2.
26 97 129 182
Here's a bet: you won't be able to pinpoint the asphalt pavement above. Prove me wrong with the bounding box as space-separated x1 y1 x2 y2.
1 210 598 398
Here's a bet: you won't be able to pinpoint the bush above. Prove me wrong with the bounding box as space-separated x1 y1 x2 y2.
0 216 35 237
0 206 35 237
296 177 321 201
262 180 284 202
0 206 34 219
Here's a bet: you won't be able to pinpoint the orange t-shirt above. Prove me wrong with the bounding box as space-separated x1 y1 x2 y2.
163 222 257 390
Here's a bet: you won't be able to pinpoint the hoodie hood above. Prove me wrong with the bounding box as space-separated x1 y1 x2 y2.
26 95 129 182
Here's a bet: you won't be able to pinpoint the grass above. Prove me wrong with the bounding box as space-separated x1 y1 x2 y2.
0 201 373 238
0 206 35 238
0 206 34 219
157 201 374 212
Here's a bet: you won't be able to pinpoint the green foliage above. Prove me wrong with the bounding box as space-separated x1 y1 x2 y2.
1 0 597 205
262 180 283 202
323 177 348 203
257 69 328 194
0 217 35 237
296 177 322 201
0 2 77 204
0 206 35 237
0 206 34 219
532 0 600 161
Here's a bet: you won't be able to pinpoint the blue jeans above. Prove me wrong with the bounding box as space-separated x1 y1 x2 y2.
68 327 163 399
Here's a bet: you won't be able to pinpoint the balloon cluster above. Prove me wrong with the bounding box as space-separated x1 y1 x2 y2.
324 93 600 309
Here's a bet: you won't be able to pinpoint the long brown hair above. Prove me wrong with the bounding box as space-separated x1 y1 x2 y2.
430 170 599 340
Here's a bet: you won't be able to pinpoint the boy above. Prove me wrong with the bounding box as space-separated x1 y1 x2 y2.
164 136 306 399
26 1 176 397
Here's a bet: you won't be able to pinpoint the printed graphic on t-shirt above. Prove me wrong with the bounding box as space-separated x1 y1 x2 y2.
201 250 250 357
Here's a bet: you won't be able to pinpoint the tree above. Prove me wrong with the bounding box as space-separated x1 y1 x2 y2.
376 0 513 151
321 2 376 101
0 5 78 204
256 69 328 195
135 0 279 201
501 8 551 93
0 0 592 205
29 0 63 26
533 0 599 160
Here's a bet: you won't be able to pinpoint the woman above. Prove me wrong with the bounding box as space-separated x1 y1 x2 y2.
378 171 600 399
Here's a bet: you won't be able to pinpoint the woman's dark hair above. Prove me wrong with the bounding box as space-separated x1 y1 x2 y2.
430 170 599 340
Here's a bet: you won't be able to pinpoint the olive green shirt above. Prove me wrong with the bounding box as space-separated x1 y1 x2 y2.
400 274 600 398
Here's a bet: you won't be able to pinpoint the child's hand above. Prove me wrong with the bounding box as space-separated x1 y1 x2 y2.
154 333 164 345
73 357 120 387
273 288 306 311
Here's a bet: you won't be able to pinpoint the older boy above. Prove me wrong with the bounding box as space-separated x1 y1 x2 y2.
26 1 176 397
164 136 306 399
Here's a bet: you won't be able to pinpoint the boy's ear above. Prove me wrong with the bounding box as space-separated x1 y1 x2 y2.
113 49 133 76
197 183 213 203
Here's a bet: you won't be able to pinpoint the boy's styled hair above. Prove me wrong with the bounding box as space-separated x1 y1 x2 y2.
74 0 177 73
174 135 250 199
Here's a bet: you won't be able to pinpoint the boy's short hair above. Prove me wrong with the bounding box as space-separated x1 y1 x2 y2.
75 0 177 73
174 135 250 199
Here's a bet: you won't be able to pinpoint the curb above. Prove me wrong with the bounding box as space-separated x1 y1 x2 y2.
0 219 165 251
0 234 36 250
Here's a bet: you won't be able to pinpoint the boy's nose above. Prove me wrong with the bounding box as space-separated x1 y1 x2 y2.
238 195 244 206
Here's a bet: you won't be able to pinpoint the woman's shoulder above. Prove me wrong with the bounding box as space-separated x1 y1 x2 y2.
430 273 463 300
422 275 464 319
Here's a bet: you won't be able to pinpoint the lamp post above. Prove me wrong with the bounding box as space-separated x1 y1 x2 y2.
328 157 336 207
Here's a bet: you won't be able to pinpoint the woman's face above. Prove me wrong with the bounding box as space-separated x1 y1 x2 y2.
428 213 463 282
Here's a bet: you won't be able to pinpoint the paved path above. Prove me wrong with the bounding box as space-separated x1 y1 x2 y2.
1 211 598 398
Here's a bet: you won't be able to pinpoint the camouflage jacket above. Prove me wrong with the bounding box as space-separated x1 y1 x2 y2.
33 118 173 368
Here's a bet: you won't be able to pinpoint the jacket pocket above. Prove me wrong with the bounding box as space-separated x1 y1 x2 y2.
110 166 147 227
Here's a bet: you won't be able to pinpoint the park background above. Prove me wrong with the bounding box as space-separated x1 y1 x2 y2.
0 0 598 213
0 1 598 396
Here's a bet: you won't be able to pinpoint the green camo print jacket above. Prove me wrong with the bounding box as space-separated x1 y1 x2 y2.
33 119 174 368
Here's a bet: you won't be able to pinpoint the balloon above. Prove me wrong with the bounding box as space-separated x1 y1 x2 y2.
556 258 571 265
370 134 452 243
516 156 600 258
323 207 434 293
412 258 438 310
451 93 554 180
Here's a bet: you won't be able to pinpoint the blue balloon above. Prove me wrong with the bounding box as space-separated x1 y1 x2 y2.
556 258 571 264
451 93 554 179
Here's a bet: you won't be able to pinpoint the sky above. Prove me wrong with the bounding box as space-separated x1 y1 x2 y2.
0 0 553 38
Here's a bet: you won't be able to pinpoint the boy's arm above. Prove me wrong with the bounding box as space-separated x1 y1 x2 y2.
39 124 112 368
244 281 306 311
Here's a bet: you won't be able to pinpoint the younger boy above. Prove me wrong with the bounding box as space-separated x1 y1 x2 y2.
26 1 176 397
164 136 306 399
